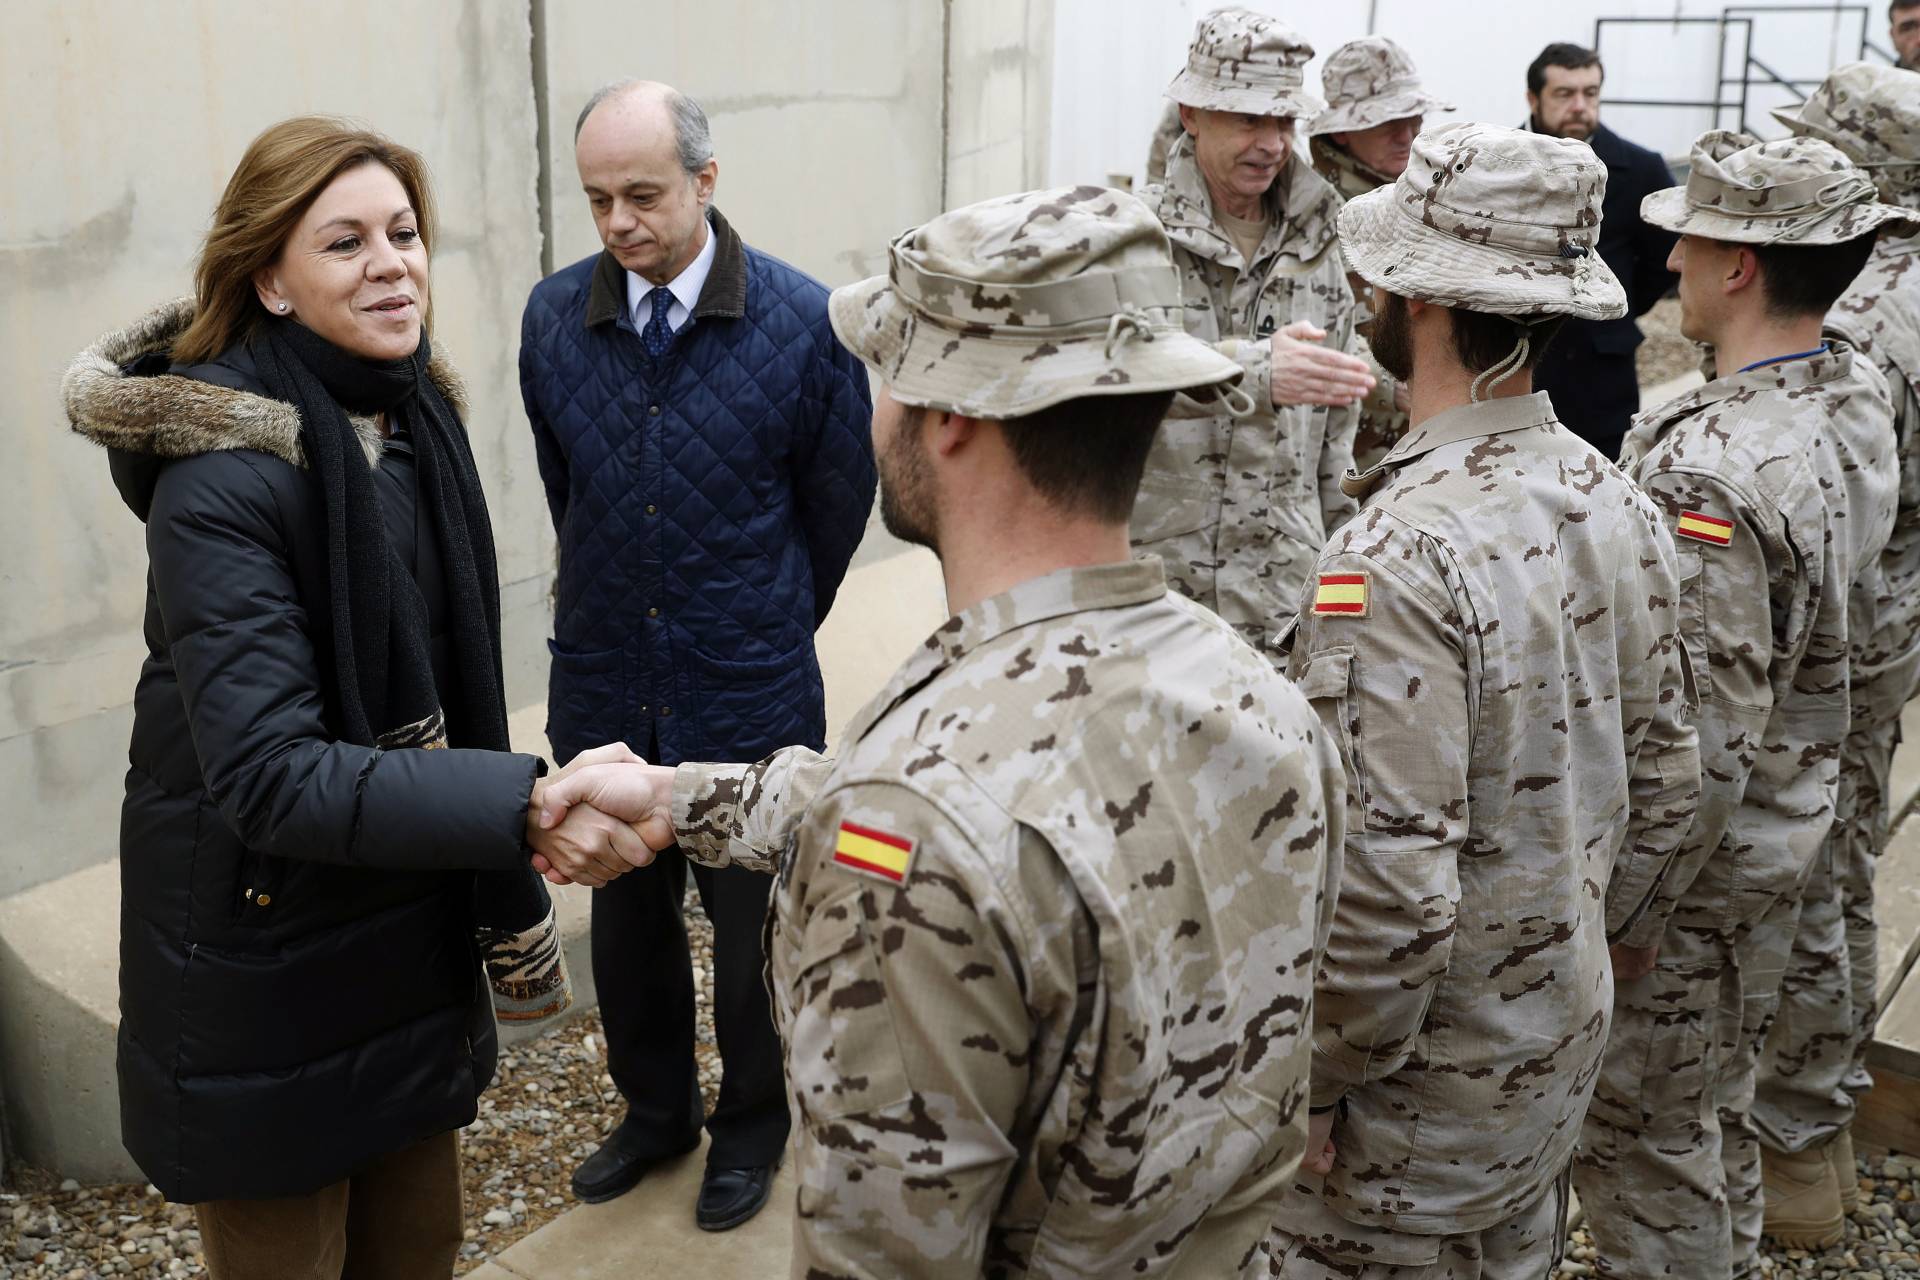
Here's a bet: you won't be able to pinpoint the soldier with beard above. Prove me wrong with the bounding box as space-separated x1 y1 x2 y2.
1263 122 1700 1280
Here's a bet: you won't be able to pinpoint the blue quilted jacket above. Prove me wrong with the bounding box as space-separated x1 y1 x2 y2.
519 209 875 766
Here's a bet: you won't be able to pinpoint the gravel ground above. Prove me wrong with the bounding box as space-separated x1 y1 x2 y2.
6 887 1918 1278
1635 294 1702 390
0 893 719 1279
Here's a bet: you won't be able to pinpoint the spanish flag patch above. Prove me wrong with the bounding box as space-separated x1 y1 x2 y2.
1677 511 1734 546
832 821 915 885
1313 572 1369 617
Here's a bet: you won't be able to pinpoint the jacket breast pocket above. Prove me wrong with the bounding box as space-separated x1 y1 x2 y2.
1294 647 1361 793
781 904 911 1123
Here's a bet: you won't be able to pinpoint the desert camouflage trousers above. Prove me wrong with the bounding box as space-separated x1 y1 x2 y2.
1574 883 1805 1279
1753 715 1901 1153
1260 1166 1570 1279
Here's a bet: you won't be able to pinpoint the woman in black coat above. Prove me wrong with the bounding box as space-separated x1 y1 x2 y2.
64 117 643 1278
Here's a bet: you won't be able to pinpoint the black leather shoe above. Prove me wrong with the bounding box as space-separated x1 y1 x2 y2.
696 1159 779 1231
570 1120 700 1205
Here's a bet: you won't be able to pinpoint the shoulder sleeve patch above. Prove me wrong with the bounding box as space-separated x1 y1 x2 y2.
1676 510 1734 546
832 821 916 885
1313 571 1370 617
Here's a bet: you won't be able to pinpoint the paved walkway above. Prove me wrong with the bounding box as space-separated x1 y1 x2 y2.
467 1136 796 1278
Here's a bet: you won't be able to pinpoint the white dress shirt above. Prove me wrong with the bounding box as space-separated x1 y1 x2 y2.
626 218 718 335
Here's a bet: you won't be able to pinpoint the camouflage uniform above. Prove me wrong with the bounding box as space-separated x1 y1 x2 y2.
1577 131 1905 1279
668 187 1346 1277
1133 10 1362 653
1306 37 1455 475
1754 64 1920 1158
1260 123 1702 1280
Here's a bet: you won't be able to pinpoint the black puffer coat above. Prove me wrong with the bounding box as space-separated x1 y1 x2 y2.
65 301 541 1202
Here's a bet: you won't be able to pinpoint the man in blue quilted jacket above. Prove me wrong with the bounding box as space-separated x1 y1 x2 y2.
518 79 876 1229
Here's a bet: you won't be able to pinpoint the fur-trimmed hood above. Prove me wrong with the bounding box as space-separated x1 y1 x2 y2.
66 298 468 518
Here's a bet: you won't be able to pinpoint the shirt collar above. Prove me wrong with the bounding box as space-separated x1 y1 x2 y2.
625 217 719 324
841 559 1169 747
1341 391 1557 497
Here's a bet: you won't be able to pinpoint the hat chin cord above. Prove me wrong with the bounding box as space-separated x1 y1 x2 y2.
1469 333 1530 403
1468 312 1561 403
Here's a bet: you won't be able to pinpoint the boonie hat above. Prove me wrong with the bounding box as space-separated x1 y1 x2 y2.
1308 37 1454 138
828 186 1246 419
1336 122 1627 321
1642 130 1914 244
1166 7 1322 120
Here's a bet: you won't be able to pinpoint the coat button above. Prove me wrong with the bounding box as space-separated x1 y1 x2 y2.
646 505 657 515
660 706 672 717
648 404 661 416
640 705 650 713
647 607 659 618
255 894 272 907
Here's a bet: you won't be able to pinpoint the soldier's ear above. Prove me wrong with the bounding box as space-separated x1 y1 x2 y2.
1725 245 1763 297
931 411 982 458
1177 104 1199 137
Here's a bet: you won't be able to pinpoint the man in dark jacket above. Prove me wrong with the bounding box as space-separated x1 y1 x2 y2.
1523 42 1679 460
519 80 876 1228
1895 0 1920 70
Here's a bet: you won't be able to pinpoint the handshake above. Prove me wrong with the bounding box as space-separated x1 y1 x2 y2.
521 743 678 888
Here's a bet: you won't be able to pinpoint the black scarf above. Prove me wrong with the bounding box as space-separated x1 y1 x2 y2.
248 318 548 933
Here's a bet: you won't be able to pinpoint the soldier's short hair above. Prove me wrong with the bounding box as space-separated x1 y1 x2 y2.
1528 43 1603 95
1752 233 1880 319
1450 309 1567 375
1895 0 1920 19
996 390 1178 523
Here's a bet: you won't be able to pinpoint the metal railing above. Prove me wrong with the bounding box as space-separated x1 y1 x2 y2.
1593 4 1890 137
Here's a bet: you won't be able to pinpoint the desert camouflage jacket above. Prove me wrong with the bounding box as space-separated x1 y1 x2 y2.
1827 232 1920 723
1619 342 1898 934
1134 137 1360 653
1279 391 1700 1234
671 560 1343 1277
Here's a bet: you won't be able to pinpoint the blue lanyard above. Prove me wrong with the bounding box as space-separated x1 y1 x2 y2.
1739 343 1828 373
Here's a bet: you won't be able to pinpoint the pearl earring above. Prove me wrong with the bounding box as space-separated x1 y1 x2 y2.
278 302 289 313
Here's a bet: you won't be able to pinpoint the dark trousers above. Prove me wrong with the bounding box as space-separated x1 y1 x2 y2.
591 835 789 1168
194 1130 461 1280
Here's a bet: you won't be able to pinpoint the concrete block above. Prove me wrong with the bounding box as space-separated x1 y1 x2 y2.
0 860 139 1184
1887 698 1920 830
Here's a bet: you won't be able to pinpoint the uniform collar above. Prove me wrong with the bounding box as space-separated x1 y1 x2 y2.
584 206 747 329
1648 342 1853 428
1341 391 1556 497
1150 136 1341 273
842 559 1169 747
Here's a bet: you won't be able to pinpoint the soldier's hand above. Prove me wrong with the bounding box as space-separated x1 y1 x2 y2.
1271 321 1375 407
1303 1107 1337 1176
1610 941 1660 981
525 780 651 888
539 761 678 869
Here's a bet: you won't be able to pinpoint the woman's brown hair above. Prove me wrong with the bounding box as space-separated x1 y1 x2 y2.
172 116 438 365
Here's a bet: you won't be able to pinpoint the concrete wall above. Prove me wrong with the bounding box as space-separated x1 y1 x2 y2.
0 0 1051 1183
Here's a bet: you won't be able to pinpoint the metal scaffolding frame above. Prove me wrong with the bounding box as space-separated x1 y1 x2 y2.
1592 4 1891 137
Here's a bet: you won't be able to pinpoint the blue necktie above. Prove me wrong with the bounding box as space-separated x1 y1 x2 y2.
641 286 676 357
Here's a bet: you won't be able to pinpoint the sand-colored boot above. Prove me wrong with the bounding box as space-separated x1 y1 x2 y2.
1762 1144 1846 1249
1827 1129 1859 1214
